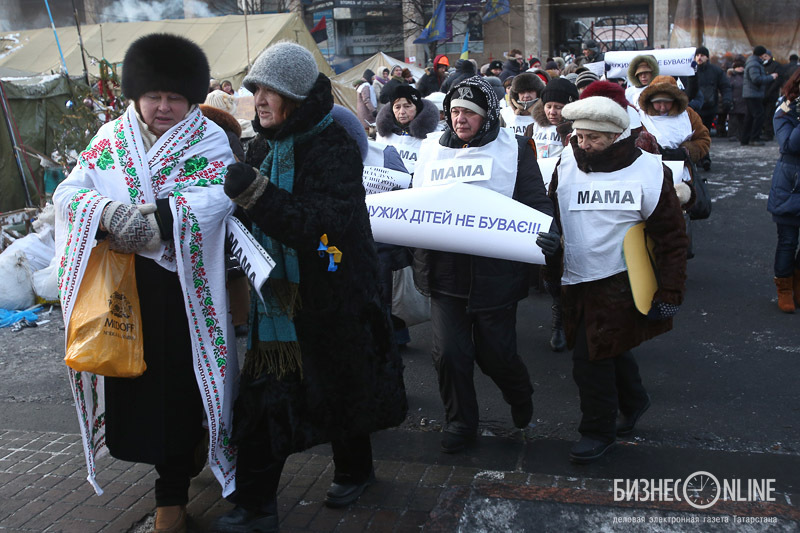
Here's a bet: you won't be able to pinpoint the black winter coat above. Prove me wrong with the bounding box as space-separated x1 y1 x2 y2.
440 59 477 94
413 130 553 312
695 62 732 111
379 76 408 104
499 58 523 82
236 74 407 459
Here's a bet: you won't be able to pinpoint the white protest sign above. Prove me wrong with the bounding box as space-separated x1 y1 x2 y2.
362 166 412 195
662 160 689 185
416 157 493 188
366 182 553 265
537 157 558 190
604 48 696 79
569 181 643 211
584 61 606 78
225 217 275 305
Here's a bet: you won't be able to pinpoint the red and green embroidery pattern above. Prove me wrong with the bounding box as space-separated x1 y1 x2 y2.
175 193 236 465
116 119 143 204
58 189 103 306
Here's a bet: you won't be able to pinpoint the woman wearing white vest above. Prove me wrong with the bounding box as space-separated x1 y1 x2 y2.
375 85 440 174
536 96 688 464
499 72 545 136
625 54 659 108
412 76 554 454
525 77 579 160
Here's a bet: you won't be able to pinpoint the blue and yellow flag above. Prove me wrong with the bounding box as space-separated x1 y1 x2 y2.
482 0 510 23
460 30 469 60
414 0 447 44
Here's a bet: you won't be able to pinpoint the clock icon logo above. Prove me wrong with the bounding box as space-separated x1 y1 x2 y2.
683 471 720 509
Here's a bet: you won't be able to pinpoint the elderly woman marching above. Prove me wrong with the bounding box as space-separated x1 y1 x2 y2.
54 34 238 532
375 84 440 174
211 43 407 532
536 96 688 464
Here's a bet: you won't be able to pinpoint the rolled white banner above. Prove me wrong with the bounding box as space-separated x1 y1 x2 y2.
225 217 275 303
366 182 553 265
362 166 412 195
604 48 696 79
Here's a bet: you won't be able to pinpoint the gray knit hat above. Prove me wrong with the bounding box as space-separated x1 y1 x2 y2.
243 42 318 101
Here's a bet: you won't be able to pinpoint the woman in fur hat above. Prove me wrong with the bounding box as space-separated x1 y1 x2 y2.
536 96 688 465
625 54 660 108
375 84 440 173
55 33 239 533
499 72 545 136
212 42 407 532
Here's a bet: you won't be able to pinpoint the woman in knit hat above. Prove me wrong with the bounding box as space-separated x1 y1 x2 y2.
212 42 407 532
375 84 439 173
499 72 545 135
536 95 688 465
55 33 239 533
526 77 579 160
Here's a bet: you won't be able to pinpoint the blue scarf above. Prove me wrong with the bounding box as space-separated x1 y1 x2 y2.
247 113 333 378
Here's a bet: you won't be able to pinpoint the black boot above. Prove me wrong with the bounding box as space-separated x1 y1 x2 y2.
550 299 566 352
211 502 279 533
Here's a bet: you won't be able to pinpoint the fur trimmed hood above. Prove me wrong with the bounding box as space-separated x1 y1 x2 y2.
199 104 242 137
639 75 689 116
375 98 440 139
627 55 660 88
531 99 549 127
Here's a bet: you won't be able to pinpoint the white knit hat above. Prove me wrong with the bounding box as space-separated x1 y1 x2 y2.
562 96 630 134
242 42 318 101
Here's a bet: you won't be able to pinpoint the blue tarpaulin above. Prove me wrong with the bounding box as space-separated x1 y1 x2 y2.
0 306 42 328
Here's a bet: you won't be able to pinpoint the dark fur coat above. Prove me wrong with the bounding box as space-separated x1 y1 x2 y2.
376 99 440 139
236 74 407 459
547 135 688 360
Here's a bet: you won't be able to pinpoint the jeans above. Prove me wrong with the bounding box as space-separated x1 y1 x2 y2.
774 224 800 277
741 97 765 144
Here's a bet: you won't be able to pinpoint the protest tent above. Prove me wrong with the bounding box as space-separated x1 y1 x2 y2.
331 52 425 114
0 13 333 92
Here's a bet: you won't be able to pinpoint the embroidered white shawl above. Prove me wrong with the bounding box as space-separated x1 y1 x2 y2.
54 104 238 497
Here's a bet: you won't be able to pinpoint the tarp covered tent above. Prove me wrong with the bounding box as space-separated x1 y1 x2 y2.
331 53 425 114
0 13 333 91
0 74 90 212
670 0 800 61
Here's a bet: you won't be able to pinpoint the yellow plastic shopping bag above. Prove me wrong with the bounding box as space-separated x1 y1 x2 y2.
65 240 146 377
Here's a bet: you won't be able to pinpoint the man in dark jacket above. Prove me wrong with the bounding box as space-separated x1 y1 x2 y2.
577 39 604 66
440 58 477 94
693 46 732 170
762 50 783 141
413 76 553 454
417 54 450 97
499 48 525 81
379 64 408 104
742 45 779 146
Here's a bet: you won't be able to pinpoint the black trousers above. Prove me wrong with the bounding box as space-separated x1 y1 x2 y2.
155 451 201 506
571 320 649 443
430 294 533 436
233 434 373 512
742 97 766 144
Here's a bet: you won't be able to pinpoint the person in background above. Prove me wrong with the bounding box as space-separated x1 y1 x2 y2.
209 78 221 93
373 66 390 112
576 71 599 95
499 72 545 136
379 65 407 104
212 42 407 531
376 85 439 174
763 50 783 141
220 80 235 95
487 60 503 78
413 76 553 454
401 68 417 87
440 58 478 94
727 59 747 142
742 45 779 146
55 33 238 533
625 54 659 108
417 54 450 96
500 48 526 81
780 54 799 91
577 40 604 66
767 70 800 312
537 95 688 465
356 69 377 136
526 78 578 160
693 46 732 171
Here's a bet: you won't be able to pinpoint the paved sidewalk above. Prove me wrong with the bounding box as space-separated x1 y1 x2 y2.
2 428 799 532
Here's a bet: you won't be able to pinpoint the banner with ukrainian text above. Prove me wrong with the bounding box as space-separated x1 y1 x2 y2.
604 48 697 79
414 0 447 44
366 183 552 264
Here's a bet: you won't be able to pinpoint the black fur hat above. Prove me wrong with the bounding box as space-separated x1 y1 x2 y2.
122 33 210 104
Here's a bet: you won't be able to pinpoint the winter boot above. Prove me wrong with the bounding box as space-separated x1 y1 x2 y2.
154 505 186 533
775 277 795 313
794 270 800 307
550 299 567 352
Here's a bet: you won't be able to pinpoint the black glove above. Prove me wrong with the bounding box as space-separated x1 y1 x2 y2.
225 163 268 209
224 163 258 198
660 146 688 162
721 100 733 113
647 300 680 321
536 229 562 258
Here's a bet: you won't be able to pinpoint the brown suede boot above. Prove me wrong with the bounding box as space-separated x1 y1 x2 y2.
154 505 186 533
775 277 795 313
793 270 800 307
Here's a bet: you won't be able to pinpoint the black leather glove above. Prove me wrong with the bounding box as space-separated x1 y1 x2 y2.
225 163 268 209
660 146 688 162
647 300 680 321
536 229 562 258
